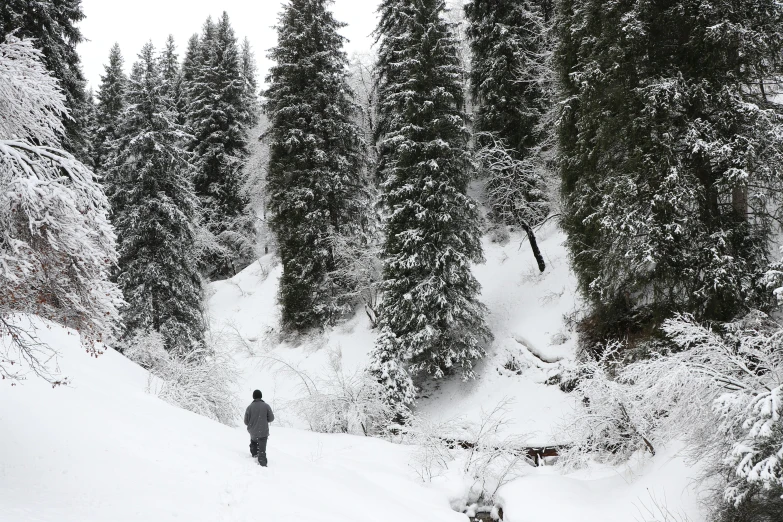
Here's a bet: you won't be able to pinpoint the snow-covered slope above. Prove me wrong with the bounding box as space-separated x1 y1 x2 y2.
1 223 706 521
209 222 579 442
0 321 463 522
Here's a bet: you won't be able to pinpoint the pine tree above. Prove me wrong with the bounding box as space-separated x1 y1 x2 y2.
185 13 254 279
94 43 127 172
84 88 98 169
373 0 492 381
106 42 205 354
240 37 261 127
178 34 201 123
0 0 90 161
265 0 368 332
556 0 783 342
159 35 181 103
464 0 550 228
368 329 416 410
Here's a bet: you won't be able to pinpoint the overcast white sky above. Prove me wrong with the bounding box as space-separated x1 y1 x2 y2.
77 0 379 91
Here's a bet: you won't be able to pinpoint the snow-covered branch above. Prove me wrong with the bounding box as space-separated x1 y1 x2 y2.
0 36 123 383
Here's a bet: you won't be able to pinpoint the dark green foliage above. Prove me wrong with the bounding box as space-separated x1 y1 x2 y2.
106 42 205 354
265 0 368 332
556 0 783 342
373 0 491 380
0 0 90 159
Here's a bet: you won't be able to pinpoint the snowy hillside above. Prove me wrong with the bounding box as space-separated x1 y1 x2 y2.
209 223 579 440
0 320 464 522
0 224 706 522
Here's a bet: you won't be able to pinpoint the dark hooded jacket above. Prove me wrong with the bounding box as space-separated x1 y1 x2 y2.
244 399 275 438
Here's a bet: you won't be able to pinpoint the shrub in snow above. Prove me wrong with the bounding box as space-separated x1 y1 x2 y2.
125 330 240 426
560 311 783 519
289 350 396 436
407 399 531 507
253 345 396 436
557 342 658 469
0 36 123 383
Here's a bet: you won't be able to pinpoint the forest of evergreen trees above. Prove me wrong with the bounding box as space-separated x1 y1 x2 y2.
3 0 783 518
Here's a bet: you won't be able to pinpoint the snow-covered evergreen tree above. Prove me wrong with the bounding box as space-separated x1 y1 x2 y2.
556 0 783 342
94 43 127 173
0 0 91 162
368 329 416 410
464 0 550 229
265 0 369 332
373 0 492 382
0 36 123 381
106 42 205 355
184 13 254 279
159 35 181 105
240 37 261 128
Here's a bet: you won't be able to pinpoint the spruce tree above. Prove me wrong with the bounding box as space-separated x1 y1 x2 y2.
106 42 205 354
464 0 550 227
373 0 491 381
265 0 367 332
94 43 127 172
556 0 783 342
159 35 181 103
176 34 200 125
240 37 261 127
0 0 90 161
185 13 254 279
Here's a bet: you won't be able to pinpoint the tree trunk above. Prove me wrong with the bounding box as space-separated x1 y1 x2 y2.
519 221 546 273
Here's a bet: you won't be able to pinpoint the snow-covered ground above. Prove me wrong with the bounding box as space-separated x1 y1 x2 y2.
0 322 463 522
1 224 707 521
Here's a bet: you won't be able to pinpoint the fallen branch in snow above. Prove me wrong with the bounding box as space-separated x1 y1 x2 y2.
512 335 564 365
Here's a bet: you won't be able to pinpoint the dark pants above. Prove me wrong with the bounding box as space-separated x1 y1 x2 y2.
249 437 268 466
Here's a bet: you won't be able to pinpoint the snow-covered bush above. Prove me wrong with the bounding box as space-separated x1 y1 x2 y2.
762 247 783 305
560 310 783 519
252 345 395 436
0 36 123 382
557 342 658 468
407 399 531 507
290 350 395 436
125 330 240 426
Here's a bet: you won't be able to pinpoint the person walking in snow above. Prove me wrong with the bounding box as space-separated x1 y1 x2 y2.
244 390 275 467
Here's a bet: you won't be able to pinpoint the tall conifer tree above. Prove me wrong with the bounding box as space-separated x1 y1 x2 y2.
106 42 205 354
265 0 367 332
159 35 181 104
94 43 127 172
372 0 491 385
556 0 783 341
185 13 254 278
240 37 261 127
